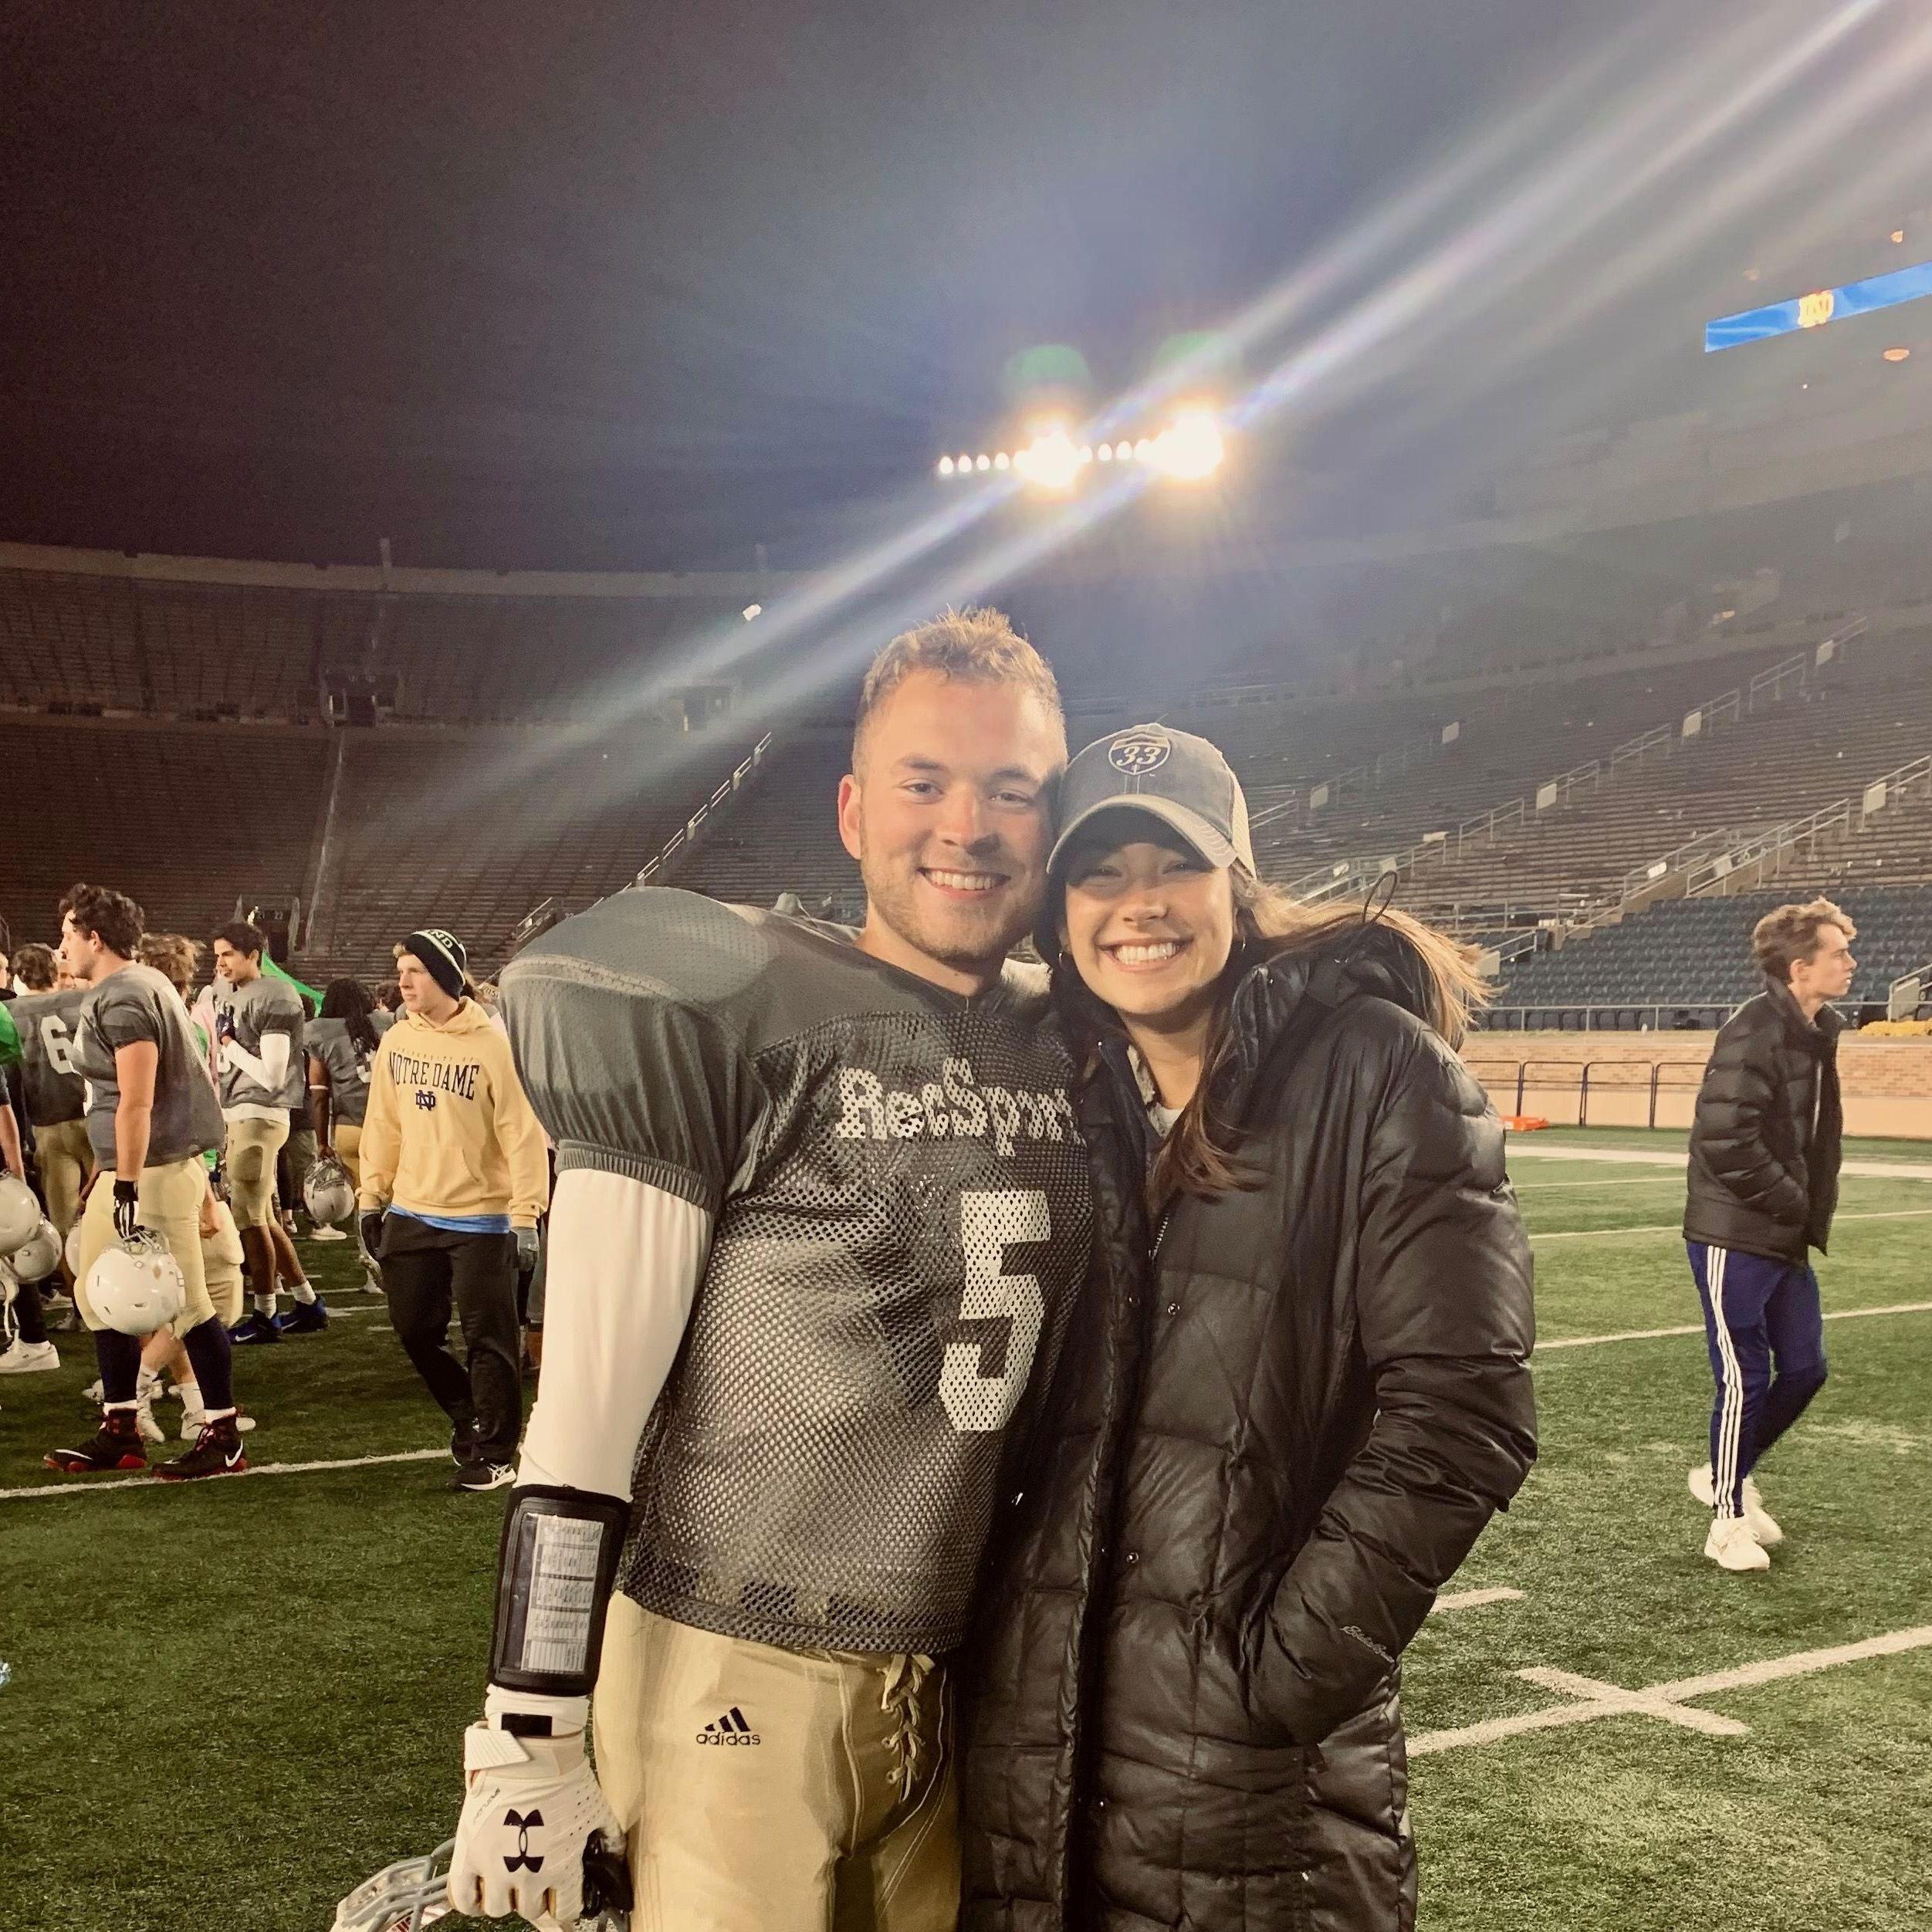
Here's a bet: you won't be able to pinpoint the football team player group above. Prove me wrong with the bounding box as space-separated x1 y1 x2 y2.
0 905 545 1490
0 607 1852 1931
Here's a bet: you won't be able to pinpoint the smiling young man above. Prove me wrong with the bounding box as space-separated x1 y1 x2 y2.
442 610 1091 1932
1683 898 1856 1572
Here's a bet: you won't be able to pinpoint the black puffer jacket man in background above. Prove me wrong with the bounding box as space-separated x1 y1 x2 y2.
960 726 1537 1932
1682 898 1854 1574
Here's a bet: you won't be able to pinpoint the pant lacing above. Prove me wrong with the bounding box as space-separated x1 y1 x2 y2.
880 1653 936 1804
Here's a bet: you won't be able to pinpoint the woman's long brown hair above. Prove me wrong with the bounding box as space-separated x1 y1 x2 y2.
1064 868 1490 1213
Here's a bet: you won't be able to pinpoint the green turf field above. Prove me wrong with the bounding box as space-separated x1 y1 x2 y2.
5 1131 1930 1931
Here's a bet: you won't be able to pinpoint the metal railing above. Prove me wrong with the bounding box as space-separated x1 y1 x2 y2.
1891 961 1932 1023
1684 748 1929 898
1269 616 1862 911
632 732 775 887
1534 759 1602 814
1463 1057 1710 1128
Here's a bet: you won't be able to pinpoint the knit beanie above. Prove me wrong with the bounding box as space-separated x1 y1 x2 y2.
401 929 468 1000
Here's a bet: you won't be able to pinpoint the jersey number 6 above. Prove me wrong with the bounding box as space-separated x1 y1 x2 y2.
940 1190 1049 1434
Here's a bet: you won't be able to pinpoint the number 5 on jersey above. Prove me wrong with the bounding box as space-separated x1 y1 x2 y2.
941 1190 1049 1433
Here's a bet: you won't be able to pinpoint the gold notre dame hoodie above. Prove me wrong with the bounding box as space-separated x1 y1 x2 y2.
356 999 548 1230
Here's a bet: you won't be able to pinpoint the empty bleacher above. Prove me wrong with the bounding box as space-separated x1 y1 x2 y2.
0 719 330 949
1484 884 1932 1029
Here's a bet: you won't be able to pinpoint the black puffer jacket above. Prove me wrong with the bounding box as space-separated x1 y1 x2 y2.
1683 976 1842 1263
960 931 1538 1932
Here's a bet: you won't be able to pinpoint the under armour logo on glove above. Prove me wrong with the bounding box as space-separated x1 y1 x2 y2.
502 1807 546 1873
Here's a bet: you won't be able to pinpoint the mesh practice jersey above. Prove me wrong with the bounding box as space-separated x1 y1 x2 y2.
211 974 307 1113
1 989 89 1126
502 889 1094 1656
307 1017 378 1127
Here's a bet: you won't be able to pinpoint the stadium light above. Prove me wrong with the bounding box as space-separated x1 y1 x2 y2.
742 603 763 620
933 407 1226 490
1147 408 1226 482
1883 345 1910 361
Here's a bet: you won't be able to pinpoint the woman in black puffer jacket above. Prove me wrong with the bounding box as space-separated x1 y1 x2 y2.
960 726 1537 1932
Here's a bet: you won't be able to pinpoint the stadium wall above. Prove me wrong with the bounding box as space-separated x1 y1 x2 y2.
1465 1031 1932 1138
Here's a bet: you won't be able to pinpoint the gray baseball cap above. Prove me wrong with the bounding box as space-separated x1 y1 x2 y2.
1047 722 1256 878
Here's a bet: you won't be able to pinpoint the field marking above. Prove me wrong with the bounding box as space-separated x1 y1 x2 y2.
1512 1177 1682 1191
1516 1666 1750 1738
1538 1300 1932 1352
0 1446 445 1503
1507 1144 1932 1181
1532 1209 1932 1241
1411 1623 1932 1757
1431 1587 1525 1615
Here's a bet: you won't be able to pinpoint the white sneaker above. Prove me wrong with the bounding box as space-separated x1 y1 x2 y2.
1690 1464 1784 1547
308 1226 349 1243
1705 1516 1771 1572
134 1400 167 1445
182 1406 257 1438
0 1339 59 1374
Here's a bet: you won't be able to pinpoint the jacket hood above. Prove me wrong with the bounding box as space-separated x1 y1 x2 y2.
401 996 493 1037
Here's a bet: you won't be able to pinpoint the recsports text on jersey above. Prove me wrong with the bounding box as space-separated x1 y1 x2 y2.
833 1058 1079 1155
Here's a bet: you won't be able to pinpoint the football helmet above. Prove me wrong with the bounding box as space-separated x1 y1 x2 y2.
0 1173 39 1255
8 1217 62 1285
304 1155 357 1229
0 1254 15 1308
66 1218 86 1277
86 1230 188 1336
333 1833 630 1932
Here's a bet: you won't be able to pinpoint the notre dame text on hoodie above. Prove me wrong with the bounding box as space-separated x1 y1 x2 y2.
356 998 548 1231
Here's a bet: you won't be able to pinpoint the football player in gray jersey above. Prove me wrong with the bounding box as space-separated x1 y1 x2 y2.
444 612 1087 1930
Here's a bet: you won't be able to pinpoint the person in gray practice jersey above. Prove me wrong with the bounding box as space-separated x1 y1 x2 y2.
442 609 1088 1932
211 924 319 1340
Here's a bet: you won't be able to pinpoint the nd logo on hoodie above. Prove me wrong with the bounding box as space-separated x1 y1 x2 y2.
357 999 549 1230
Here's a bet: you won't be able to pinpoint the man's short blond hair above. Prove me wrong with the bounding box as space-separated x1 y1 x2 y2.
853 607 1065 770
1751 898 1856 984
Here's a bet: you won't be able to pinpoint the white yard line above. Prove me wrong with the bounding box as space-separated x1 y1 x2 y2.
1507 1143 1932 1180
1411 1625 1932 1757
1430 1587 1525 1615
1538 1300 1932 1352
0 1446 445 1503
1512 1178 1681 1191
1532 1209 1932 1241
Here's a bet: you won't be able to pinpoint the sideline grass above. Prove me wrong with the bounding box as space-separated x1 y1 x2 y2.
5 1192 1930 1931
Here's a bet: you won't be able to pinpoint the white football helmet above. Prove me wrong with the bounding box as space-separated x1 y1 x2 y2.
334 1835 630 1932
66 1219 86 1277
0 1173 40 1255
304 1155 357 1229
0 1254 16 1309
8 1217 62 1284
86 1230 188 1336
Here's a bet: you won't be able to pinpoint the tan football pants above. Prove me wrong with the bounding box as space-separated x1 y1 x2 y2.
74 1156 217 1338
333 1121 363 1193
224 1115 289 1230
594 1597 959 1932
33 1118 94 1237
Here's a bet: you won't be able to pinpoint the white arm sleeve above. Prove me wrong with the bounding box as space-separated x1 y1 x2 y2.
516 1167 710 1500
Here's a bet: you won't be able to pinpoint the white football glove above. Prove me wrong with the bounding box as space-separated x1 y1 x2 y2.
448 1721 625 1927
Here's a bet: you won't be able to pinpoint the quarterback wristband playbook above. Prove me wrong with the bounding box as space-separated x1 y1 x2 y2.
489 1487 630 1725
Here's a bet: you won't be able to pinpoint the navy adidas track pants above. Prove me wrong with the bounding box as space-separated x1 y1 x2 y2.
1687 1242 1828 1518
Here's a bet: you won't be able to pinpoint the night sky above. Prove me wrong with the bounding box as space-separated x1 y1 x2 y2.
3 1 1924 574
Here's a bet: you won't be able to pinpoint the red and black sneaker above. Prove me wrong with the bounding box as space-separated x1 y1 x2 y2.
156 1417 248 1483
45 1409 148 1474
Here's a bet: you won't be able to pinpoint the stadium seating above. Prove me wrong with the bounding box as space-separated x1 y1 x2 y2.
1216 628 1932 925
0 563 750 726
1484 884 1932 1029
0 719 331 951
